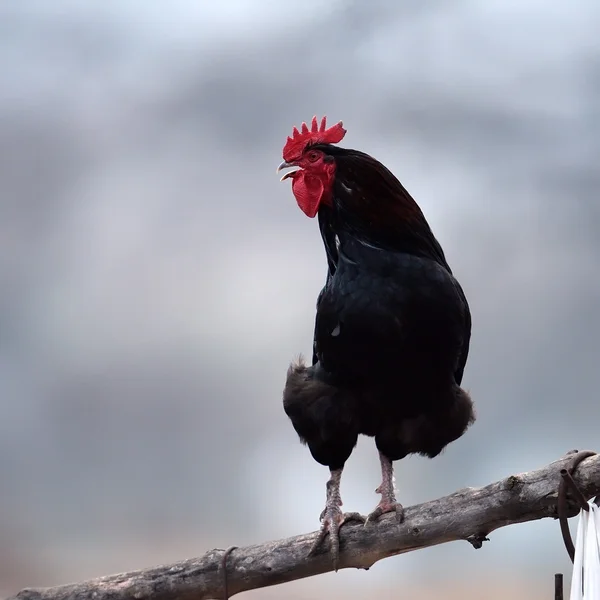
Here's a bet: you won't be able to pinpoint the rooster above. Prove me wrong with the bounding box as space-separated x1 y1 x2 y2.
277 117 475 569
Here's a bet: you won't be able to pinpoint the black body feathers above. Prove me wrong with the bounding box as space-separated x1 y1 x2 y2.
283 146 474 471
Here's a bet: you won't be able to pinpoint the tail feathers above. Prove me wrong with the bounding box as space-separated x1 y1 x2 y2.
282 356 359 469
399 386 475 459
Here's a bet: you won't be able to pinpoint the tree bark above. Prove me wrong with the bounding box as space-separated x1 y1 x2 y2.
8 451 599 600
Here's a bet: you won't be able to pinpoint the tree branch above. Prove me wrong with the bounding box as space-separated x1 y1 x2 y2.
9 451 600 600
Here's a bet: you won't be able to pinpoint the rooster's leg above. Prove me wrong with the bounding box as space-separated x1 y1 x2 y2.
365 451 405 525
307 467 365 570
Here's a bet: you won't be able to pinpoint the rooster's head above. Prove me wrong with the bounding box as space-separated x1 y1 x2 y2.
277 116 346 218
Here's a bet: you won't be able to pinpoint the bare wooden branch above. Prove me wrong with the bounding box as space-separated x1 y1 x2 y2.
9 451 600 600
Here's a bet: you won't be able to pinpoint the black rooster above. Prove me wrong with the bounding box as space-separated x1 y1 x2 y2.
277 117 475 569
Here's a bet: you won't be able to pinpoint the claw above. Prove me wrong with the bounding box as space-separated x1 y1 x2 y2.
307 508 365 571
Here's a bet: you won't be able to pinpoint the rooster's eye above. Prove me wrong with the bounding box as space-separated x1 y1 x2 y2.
307 151 319 162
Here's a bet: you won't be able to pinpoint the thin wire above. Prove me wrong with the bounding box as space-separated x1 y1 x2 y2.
557 450 596 562
221 545 238 600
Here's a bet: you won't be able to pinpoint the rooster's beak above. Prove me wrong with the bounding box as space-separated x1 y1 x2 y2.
277 161 298 181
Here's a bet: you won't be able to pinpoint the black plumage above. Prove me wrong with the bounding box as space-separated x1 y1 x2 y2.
282 144 475 568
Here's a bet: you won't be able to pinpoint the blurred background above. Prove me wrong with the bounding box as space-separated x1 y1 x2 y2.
1 1 599 598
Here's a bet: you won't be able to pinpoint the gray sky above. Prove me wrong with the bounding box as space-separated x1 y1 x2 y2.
1 1 599 598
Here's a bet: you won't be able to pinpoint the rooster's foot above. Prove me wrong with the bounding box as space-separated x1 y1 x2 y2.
307 507 365 570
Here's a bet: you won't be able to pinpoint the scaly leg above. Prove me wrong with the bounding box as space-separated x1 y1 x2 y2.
307 468 365 570
365 451 405 525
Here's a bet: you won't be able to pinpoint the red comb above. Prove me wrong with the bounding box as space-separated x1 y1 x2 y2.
282 116 346 161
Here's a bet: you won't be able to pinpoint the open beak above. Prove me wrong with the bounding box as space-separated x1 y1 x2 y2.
277 160 300 181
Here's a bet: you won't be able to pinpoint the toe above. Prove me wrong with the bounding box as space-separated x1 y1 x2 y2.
307 518 333 559
364 505 384 525
329 520 341 570
365 502 404 526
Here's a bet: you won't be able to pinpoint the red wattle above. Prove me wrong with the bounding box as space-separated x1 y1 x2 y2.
292 173 325 218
